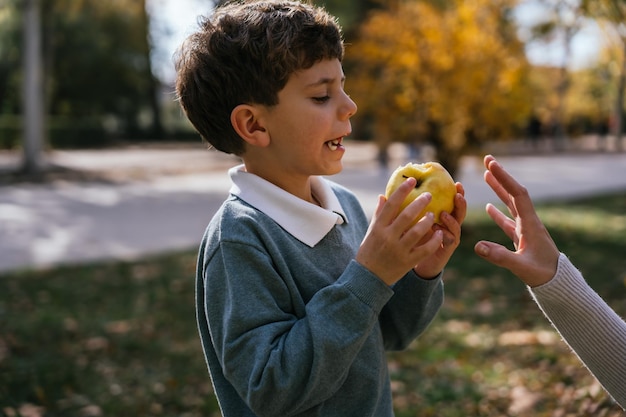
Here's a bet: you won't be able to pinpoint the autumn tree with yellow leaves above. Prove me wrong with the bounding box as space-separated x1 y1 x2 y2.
346 0 532 175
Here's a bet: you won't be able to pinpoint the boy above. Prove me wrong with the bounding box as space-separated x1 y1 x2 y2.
175 1 466 416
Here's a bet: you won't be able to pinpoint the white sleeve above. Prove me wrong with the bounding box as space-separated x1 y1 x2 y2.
530 253 626 409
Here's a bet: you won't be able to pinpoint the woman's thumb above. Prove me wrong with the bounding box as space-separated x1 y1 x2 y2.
474 241 514 270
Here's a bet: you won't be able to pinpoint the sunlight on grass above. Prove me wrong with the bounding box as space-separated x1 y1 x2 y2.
537 207 626 240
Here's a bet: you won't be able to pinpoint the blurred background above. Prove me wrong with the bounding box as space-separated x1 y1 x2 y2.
0 0 624 176
1 0 626 416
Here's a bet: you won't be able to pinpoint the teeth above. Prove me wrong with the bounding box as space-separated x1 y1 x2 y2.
327 139 340 151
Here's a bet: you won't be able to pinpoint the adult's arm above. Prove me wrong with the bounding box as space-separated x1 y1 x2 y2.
530 253 626 409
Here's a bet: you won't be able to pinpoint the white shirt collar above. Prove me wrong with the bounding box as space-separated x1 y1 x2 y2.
228 165 348 247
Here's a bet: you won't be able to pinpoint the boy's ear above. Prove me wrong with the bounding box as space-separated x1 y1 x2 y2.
230 104 269 147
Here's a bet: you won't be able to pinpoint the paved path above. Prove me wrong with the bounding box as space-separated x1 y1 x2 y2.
1 143 625 273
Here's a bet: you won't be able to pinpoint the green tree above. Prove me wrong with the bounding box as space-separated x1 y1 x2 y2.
563 64 612 136
313 0 384 38
0 0 21 116
582 0 626 149
347 0 532 175
530 0 586 149
0 0 26 151
41 0 161 141
0 0 164 151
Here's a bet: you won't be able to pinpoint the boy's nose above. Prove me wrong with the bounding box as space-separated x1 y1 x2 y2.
343 93 358 119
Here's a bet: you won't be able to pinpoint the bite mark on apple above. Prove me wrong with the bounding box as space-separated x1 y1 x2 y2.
402 174 423 188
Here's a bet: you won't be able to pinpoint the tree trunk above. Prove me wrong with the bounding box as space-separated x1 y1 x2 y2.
553 25 575 152
436 147 461 180
22 0 45 175
425 120 460 178
613 39 626 151
141 0 163 140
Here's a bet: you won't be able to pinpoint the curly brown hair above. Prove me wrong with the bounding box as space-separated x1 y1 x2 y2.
174 0 345 155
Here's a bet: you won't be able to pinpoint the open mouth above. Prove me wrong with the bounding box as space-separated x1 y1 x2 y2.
326 137 343 151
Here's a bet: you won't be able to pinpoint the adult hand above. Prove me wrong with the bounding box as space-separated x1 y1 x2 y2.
474 155 559 287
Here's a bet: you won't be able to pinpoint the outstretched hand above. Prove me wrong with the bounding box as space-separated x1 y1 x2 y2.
474 155 560 287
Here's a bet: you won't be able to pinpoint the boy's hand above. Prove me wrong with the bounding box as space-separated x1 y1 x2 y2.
474 155 559 287
413 182 466 279
356 177 446 286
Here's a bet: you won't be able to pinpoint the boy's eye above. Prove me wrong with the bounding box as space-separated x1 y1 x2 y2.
312 95 330 103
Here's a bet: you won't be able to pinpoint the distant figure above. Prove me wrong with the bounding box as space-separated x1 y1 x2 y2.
377 145 389 172
526 114 542 150
597 117 609 151
407 141 420 162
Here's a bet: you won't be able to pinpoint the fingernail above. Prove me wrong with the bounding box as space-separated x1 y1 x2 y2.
476 243 489 256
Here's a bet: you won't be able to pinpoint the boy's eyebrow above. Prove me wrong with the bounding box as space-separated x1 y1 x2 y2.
305 75 346 88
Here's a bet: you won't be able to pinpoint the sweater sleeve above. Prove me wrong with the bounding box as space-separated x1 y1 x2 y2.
379 271 444 350
529 253 626 409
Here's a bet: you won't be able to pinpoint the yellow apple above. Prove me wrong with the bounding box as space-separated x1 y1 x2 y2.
385 162 456 224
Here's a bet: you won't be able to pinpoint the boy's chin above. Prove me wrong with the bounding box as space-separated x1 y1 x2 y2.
324 162 343 176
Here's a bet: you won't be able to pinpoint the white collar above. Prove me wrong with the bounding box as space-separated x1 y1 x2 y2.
228 165 348 247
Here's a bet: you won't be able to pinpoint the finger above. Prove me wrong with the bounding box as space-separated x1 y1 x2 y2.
377 178 418 225
434 216 458 248
389 177 417 203
487 159 541 220
450 191 467 224
483 154 496 169
487 160 556 247
484 169 510 204
475 240 556 286
371 194 387 223
485 203 518 245
474 240 524 271
484 170 517 219
433 186 466 234
399 206 435 243
455 181 465 197
486 158 525 196
412 229 443 258
392 192 432 231
430 189 466 248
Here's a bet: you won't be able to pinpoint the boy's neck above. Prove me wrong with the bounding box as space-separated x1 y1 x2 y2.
242 161 318 206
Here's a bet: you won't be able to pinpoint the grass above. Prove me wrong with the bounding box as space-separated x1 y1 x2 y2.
1 192 625 416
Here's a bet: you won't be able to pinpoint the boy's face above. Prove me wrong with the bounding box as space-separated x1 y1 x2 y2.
256 58 357 182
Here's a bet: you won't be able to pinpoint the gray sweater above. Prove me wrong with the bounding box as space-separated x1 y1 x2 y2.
531 253 626 409
195 175 443 417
